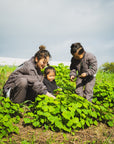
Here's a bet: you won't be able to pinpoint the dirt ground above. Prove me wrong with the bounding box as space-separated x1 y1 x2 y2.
2 118 114 144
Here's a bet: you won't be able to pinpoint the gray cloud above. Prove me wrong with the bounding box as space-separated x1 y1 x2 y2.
0 0 114 67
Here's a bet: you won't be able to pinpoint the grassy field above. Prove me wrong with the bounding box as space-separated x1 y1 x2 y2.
0 65 114 144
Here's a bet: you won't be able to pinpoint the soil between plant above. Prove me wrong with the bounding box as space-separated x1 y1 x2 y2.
4 118 114 144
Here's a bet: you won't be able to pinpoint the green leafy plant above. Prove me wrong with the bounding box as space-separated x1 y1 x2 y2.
24 93 114 132
0 64 114 137
0 97 23 139
93 79 114 109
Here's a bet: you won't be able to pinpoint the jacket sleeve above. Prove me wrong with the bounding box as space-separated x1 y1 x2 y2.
32 80 48 95
86 53 97 76
17 62 48 95
70 69 77 77
70 57 77 77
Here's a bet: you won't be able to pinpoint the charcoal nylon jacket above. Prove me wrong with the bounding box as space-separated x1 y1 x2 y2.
43 78 58 94
3 57 48 95
70 52 97 77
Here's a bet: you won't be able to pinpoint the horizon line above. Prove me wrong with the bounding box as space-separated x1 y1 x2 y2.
0 57 70 66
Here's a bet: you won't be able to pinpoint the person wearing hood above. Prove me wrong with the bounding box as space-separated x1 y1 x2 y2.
70 42 97 102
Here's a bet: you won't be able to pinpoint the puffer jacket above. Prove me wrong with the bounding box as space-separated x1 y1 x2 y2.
3 57 47 95
70 52 97 77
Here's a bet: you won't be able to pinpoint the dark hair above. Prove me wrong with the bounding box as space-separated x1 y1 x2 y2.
44 66 56 78
70 42 84 55
34 45 51 60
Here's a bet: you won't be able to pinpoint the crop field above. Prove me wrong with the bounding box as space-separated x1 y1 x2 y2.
0 64 114 144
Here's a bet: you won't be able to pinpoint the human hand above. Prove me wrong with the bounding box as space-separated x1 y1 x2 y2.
53 88 62 96
70 75 75 81
46 92 56 99
79 73 87 78
56 88 62 94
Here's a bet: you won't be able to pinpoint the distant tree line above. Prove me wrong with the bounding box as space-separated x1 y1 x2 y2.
99 62 114 73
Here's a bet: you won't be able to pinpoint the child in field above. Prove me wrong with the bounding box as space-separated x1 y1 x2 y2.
43 66 58 94
70 42 97 102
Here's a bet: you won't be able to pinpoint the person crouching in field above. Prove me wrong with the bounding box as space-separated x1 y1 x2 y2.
70 43 97 102
43 66 58 95
3 45 56 103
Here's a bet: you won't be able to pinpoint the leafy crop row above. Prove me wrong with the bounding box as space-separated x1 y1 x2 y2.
0 97 23 139
0 64 114 139
24 93 114 133
23 64 114 132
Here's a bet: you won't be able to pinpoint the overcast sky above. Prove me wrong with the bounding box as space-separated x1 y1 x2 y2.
0 0 114 67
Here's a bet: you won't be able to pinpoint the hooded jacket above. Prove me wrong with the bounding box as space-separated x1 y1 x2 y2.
3 57 47 95
70 52 97 77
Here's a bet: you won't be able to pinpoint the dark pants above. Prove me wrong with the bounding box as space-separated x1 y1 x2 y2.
75 76 95 102
9 77 37 103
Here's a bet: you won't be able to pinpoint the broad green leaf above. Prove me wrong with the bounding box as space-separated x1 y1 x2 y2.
91 111 97 118
23 118 31 124
81 113 86 119
76 103 82 108
48 106 55 113
80 119 85 126
67 120 73 127
3 103 10 108
33 121 40 127
44 124 49 130
25 112 34 117
62 111 71 120
82 109 88 115
72 117 79 124
83 103 88 109
55 120 63 129
86 120 90 127
107 121 114 127
94 120 98 126
77 122 82 128
62 125 71 132
41 105 48 111
40 118 44 124
43 112 51 117
77 109 81 115
105 114 112 120
103 103 109 108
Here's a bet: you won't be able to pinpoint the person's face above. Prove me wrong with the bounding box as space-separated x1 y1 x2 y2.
47 70 55 82
73 48 84 60
35 56 49 70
